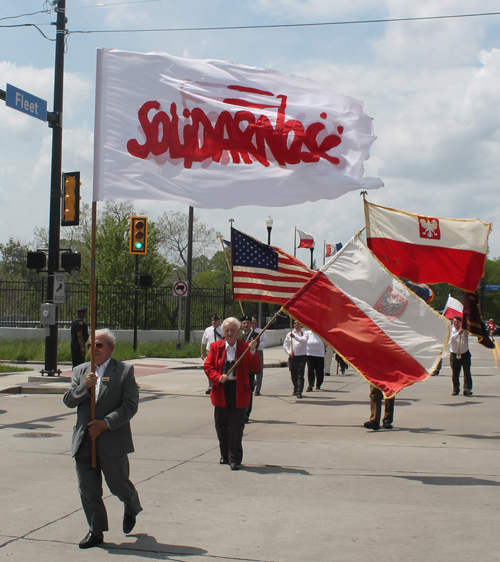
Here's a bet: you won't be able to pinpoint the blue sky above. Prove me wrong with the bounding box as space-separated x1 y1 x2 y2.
2 0 500 263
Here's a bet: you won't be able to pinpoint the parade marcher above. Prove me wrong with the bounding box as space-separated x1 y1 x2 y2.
364 384 395 430
63 329 142 549
70 306 89 368
450 316 473 396
241 315 259 422
283 320 307 398
204 317 260 470
324 344 334 376
305 330 325 391
251 314 267 395
201 314 223 394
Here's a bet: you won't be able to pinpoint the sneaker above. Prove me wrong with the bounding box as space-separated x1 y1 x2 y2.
363 420 380 431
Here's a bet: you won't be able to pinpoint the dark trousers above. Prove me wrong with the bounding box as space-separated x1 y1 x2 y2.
254 350 264 393
75 432 142 535
71 342 85 369
246 372 256 418
369 385 395 425
214 380 246 465
307 356 325 389
289 355 307 393
450 350 472 392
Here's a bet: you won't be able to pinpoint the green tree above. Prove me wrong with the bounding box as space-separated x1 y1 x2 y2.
0 237 41 281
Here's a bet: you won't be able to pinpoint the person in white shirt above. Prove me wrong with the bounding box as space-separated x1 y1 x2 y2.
251 315 268 395
305 330 325 391
283 320 307 398
450 316 473 396
201 314 223 394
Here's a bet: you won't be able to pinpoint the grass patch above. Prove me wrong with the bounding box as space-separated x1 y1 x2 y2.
0 339 200 362
0 364 33 373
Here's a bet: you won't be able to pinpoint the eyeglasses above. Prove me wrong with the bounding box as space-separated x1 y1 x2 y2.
87 342 105 349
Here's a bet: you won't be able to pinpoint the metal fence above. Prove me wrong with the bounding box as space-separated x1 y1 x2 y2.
0 280 288 330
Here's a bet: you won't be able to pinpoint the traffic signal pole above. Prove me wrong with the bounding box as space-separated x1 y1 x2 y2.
43 0 66 375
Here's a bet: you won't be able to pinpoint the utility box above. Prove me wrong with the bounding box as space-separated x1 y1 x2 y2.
40 303 56 326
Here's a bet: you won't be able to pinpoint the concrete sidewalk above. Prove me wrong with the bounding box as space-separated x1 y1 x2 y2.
0 341 499 561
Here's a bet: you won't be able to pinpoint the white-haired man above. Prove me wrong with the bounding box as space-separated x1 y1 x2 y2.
63 329 142 549
204 317 260 470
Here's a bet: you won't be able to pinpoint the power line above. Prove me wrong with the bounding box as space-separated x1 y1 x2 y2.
66 10 500 35
0 23 55 41
70 0 168 8
0 9 51 23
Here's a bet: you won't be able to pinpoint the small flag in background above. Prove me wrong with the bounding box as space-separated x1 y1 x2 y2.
232 228 314 304
297 229 314 249
443 295 463 320
326 242 342 258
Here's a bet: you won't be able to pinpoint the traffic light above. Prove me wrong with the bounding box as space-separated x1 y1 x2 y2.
130 216 148 254
139 273 153 287
61 251 81 272
61 172 81 226
27 251 46 271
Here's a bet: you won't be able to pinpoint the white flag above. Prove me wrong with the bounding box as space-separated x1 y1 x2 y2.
93 49 383 208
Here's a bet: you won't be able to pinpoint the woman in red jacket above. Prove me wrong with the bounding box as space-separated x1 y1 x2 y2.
204 316 260 470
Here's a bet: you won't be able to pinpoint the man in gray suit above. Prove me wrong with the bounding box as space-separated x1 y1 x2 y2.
63 329 142 549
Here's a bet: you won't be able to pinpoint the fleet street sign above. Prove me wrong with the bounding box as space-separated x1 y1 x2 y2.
6 83 47 122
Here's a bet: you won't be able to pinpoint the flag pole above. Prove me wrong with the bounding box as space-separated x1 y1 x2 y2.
90 201 97 468
293 226 297 257
226 225 245 316
224 307 284 378
323 240 326 266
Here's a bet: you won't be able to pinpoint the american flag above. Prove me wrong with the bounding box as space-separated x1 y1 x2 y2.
232 228 314 304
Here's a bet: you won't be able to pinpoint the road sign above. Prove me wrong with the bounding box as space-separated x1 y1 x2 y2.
5 83 47 122
173 280 188 297
53 272 66 304
485 285 500 291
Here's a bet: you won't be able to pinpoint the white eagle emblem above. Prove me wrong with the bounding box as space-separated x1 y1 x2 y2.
419 218 439 239
374 287 408 321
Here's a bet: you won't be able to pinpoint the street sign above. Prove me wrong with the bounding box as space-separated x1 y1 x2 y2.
53 272 66 304
173 280 188 297
485 285 500 291
5 83 47 122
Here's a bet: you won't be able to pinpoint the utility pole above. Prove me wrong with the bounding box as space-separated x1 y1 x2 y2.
43 0 66 375
184 206 194 342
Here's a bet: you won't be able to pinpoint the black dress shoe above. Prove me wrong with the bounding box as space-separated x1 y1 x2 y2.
79 531 104 549
463 390 473 396
306 386 313 392
296 392 303 399
452 390 459 396
230 462 241 470
205 389 211 395
363 420 380 430
382 422 393 430
254 391 261 396
220 456 229 464
123 512 136 534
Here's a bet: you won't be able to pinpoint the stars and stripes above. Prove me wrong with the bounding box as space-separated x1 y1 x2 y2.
232 228 314 304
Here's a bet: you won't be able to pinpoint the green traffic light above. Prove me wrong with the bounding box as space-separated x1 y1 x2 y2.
134 241 144 250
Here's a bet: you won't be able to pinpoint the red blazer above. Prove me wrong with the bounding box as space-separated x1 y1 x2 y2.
204 339 261 409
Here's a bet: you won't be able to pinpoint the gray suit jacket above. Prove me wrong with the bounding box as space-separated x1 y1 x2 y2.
63 358 139 458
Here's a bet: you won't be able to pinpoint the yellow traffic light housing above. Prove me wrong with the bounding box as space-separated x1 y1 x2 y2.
130 216 148 254
61 172 81 226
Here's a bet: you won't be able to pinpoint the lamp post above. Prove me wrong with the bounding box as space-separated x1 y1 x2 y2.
173 268 182 349
266 215 273 245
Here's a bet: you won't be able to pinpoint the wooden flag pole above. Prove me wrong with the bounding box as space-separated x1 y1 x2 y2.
224 307 284 379
90 201 97 468
223 226 244 316
289 315 294 355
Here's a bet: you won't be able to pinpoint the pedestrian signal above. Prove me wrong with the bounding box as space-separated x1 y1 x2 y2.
130 216 148 254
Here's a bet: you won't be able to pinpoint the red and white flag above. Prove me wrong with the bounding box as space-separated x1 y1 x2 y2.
297 229 314 249
364 200 491 292
284 235 450 398
443 295 463 320
93 49 383 208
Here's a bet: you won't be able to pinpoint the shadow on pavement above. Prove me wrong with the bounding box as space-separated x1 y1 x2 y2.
243 464 310 475
392 475 500 487
103 533 207 558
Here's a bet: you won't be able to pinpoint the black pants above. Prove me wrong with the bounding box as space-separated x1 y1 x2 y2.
75 432 142 535
369 385 395 425
289 355 306 394
71 342 85 369
307 356 325 389
450 350 472 393
214 380 246 465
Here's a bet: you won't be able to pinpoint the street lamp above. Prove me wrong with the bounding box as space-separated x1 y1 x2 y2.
266 215 273 245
